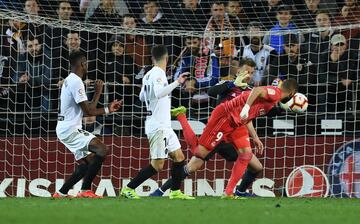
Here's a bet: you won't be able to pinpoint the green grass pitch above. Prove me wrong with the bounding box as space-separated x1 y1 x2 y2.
1 197 359 224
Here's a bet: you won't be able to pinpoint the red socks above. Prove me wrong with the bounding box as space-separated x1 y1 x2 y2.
177 114 198 154
224 152 253 196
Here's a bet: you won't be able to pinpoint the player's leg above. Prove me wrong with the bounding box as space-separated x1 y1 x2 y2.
235 155 263 197
54 157 89 197
171 106 198 154
168 148 194 199
223 127 253 196
77 137 108 198
53 130 102 198
121 129 168 199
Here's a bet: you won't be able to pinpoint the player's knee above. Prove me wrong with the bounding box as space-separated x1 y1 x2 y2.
172 150 185 162
151 160 165 172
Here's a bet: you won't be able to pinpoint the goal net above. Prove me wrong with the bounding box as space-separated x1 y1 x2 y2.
0 1 359 198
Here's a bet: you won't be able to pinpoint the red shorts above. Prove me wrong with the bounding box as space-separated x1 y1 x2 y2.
227 125 251 149
198 105 235 151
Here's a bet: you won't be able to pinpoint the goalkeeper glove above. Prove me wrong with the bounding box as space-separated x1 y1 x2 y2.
234 71 250 89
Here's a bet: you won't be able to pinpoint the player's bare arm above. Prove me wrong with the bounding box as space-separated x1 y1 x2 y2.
240 87 267 119
80 99 122 117
88 79 104 111
245 121 264 155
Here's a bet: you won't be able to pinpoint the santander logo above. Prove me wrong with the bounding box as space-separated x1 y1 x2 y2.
285 165 329 197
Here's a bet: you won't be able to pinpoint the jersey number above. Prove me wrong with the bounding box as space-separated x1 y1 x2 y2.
144 84 151 106
163 137 169 154
215 132 223 142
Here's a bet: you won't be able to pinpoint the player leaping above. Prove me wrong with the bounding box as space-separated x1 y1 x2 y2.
151 78 298 196
151 58 267 197
120 45 194 200
53 51 122 198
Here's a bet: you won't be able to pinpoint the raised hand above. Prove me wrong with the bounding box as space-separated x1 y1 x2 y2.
94 79 104 94
109 99 123 113
177 72 190 84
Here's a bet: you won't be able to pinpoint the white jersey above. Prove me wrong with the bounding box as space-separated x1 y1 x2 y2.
56 73 88 139
242 44 273 83
139 66 179 135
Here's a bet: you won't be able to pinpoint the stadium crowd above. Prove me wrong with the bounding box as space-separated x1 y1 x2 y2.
0 0 359 117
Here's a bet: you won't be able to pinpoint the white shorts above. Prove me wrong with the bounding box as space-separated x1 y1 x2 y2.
147 128 181 159
59 129 96 161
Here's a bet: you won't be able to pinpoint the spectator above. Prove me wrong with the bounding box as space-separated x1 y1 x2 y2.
97 35 136 111
11 36 44 111
268 34 309 90
139 1 168 29
173 36 220 107
225 0 249 30
0 15 28 86
24 0 40 17
12 36 44 86
204 2 236 52
122 14 151 67
334 0 360 39
318 34 357 112
23 0 44 37
204 2 237 77
263 5 301 55
87 0 122 26
304 11 335 69
84 0 129 20
239 22 274 86
249 0 288 29
172 0 209 30
295 0 321 28
44 1 75 51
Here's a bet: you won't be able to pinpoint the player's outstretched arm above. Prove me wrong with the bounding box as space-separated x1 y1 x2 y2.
245 121 264 155
240 87 267 119
88 80 103 111
80 99 122 117
154 72 189 99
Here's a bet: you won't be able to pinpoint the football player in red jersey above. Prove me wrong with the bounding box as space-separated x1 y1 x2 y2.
171 78 298 196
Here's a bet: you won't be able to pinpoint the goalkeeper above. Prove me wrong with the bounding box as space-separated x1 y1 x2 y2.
151 58 282 197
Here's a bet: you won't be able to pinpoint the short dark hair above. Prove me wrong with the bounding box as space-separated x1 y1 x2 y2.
144 0 158 7
69 51 86 67
122 14 135 21
282 78 298 92
58 0 71 7
151 45 168 62
239 58 256 68
316 10 330 17
212 1 224 7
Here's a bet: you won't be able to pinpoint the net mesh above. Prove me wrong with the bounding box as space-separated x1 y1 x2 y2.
0 1 360 198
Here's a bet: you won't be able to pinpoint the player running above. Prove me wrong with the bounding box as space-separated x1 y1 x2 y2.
53 51 122 198
120 45 194 200
150 58 265 197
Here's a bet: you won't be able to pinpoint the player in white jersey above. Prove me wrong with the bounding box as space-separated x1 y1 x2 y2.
240 21 274 86
53 51 121 199
120 45 193 200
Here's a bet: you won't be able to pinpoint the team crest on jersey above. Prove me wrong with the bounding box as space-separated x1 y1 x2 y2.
259 108 266 116
78 89 85 96
286 165 329 197
327 139 360 198
260 56 265 63
156 77 163 84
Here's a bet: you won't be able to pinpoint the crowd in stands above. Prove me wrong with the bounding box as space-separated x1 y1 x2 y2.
0 0 360 117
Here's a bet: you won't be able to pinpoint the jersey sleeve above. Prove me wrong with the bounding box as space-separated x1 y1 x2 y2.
153 71 179 99
71 79 88 104
261 86 281 102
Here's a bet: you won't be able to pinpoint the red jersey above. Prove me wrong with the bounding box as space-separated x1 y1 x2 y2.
223 86 282 126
